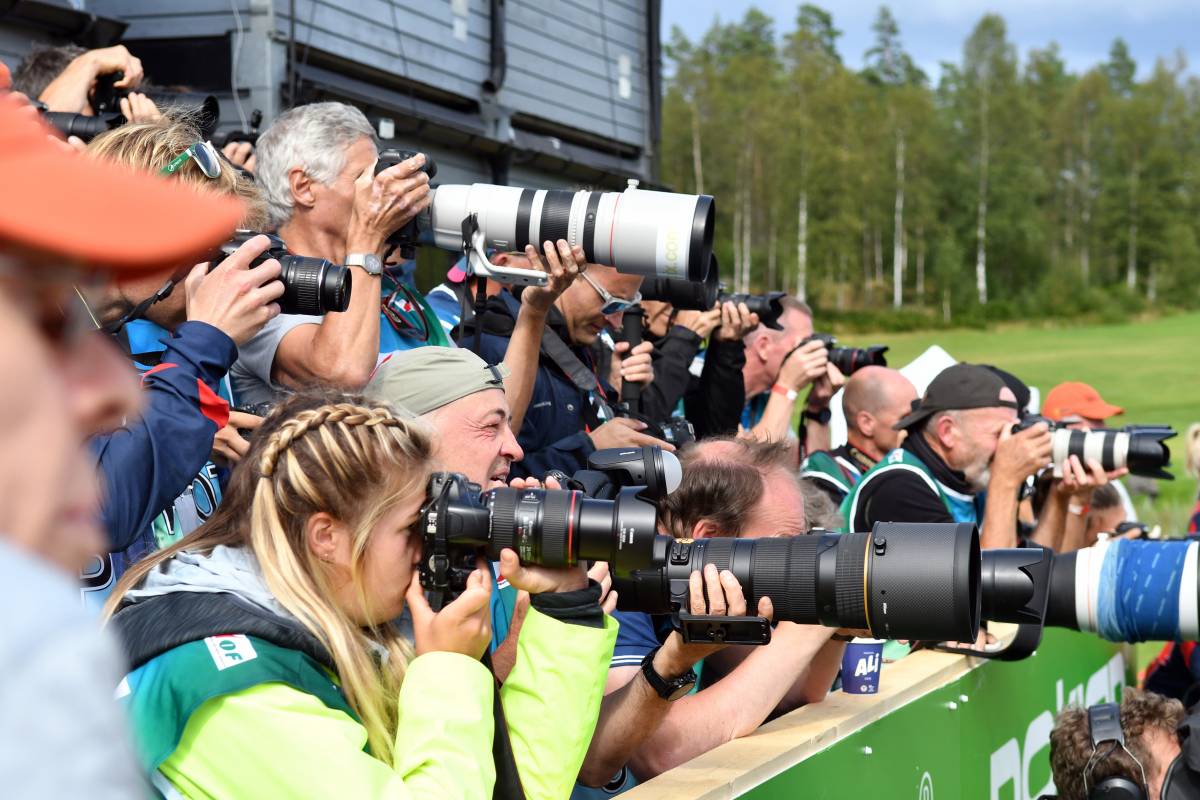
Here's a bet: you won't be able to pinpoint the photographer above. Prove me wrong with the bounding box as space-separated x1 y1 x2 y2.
842 363 1052 549
0 87 246 796
230 102 431 404
578 438 845 792
366 347 616 687
740 298 841 458
1049 689 1192 800
1043 381 1139 521
79 117 284 609
801 366 917 504
15 44 162 123
105 394 617 799
627 299 759 439
468 262 672 477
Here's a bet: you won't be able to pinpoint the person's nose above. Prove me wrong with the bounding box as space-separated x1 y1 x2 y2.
499 423 523 462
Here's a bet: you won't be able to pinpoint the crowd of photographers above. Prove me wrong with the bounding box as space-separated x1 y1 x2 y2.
3 42 1200 800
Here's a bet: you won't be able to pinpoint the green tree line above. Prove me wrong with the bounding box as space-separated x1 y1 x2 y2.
659 6 1200 325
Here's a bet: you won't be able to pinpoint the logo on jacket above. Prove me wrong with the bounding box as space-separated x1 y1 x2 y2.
205 635 258 671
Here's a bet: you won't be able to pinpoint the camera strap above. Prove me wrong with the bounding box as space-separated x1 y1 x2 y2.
538 326 615 422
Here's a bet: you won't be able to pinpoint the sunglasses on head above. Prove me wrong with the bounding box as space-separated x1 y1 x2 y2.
159 141 221 179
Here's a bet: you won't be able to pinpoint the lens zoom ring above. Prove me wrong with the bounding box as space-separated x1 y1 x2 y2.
539 190 574 246
835 532 868 628
540 491 571 567
785 537 819 621
488 489 517 554
283 261 321 315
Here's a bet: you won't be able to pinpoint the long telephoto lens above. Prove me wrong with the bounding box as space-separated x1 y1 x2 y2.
979 547 1052 625
1046 425 1175 479
828 345 889 376
277 256 351 316
641 267 719 310
717 291 787 330
1044 539 1200 643
425 183 715 280
615 522 981 642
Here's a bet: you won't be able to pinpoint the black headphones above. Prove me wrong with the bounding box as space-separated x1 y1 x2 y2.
1085 703 1148 800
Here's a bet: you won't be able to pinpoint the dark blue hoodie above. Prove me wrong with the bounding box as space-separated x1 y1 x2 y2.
82 320 235 611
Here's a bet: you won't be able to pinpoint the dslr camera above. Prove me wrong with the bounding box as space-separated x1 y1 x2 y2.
417 447 669 608
213 231 351 316
799 333 889 375
1013 415 1175 479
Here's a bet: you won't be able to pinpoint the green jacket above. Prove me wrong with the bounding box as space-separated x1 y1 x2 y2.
839 447 980 531
121 606 617 799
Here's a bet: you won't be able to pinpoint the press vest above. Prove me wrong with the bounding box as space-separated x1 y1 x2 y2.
840 448 981 530
800 450 865 501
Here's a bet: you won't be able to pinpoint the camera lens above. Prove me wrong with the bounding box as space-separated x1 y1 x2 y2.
426 183 715 280
482 485 659 573
278 256 351 315
1047 427 1173 478
716 292 787 329
616 522 980 643
828 345 889 375
641 259 719 310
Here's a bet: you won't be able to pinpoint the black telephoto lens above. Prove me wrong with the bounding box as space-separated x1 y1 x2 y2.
616 522 980 642
277 256 351 315
483 485 658 573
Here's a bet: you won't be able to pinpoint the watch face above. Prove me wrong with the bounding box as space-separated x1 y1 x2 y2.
667 679 697 701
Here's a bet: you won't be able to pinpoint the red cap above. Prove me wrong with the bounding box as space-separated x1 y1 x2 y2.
0 92 243 277
1042 381 1124 422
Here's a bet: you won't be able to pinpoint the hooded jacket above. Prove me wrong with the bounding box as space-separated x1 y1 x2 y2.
111 546 618 799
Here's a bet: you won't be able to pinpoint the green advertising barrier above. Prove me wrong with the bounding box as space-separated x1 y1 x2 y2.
746 629 1130 800
628 628 1132 799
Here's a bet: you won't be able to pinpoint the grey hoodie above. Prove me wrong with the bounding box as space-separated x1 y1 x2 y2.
124 544 295 622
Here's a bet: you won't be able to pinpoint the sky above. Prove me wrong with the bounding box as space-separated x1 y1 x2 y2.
660 0 1200 82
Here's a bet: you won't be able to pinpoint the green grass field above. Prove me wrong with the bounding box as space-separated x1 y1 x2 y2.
850 310 1200 532
844 311 1200 673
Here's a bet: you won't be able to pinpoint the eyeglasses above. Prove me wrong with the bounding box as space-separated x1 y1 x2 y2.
159 141 221 179
579 270 641 315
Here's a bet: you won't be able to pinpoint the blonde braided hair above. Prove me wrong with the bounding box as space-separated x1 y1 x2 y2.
106 395 436 764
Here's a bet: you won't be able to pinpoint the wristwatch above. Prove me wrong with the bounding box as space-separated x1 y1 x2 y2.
641 647 698 701
345 253 382 276
804 406 832 425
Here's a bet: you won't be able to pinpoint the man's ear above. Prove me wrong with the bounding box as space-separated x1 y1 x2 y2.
289 167 317 211
491 252 511 267
691 519 720 540
934 414 958 450
305 511 345 564
751 333 771 363
857 411 875 437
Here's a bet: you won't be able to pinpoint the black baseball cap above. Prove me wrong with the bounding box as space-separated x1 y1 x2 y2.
893 363 1020 430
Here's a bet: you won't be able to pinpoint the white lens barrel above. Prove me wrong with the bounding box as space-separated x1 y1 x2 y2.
428 183 713 279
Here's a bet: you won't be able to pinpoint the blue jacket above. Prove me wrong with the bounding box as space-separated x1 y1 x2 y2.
83 320 235 611
472 291 609 478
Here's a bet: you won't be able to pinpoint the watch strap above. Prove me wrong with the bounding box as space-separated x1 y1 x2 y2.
345 252 382 276
641 646 697 701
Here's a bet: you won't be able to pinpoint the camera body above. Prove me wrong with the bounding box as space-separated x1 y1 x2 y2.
90 72 221 140
802 333 889 375
374 148 439 254
213 231 351 316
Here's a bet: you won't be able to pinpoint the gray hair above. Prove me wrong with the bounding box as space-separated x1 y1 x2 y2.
255 102 376 230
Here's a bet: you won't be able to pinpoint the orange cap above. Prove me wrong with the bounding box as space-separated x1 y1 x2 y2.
0 92 242 277
0 61 11 92
1042 381 1124 422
